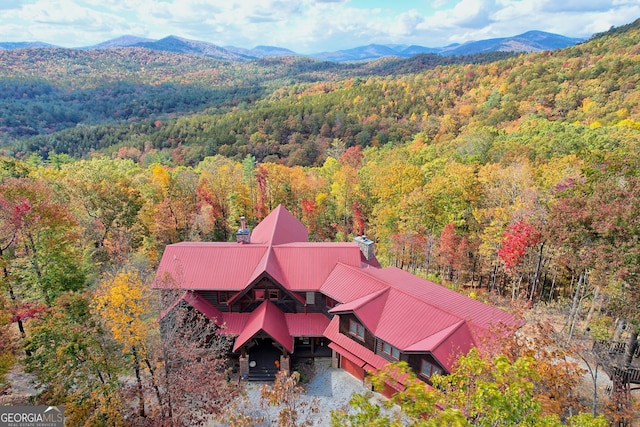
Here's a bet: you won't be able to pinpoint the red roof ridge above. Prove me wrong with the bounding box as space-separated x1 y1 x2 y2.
329 287 390 332
320 262 388 302
330 287 389 313
404 319 467 352
233 300 293 353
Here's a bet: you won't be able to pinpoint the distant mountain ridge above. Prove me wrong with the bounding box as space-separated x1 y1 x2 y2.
0 30 584 61
82 35 155 49
0 41 58 50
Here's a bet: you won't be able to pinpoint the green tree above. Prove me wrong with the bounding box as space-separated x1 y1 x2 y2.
25 292 124 426
0 177 86 306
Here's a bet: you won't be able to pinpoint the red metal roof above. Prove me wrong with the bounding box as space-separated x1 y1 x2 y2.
233 300 293 353
153 205 515 376
219 313 251 335
328 266 517 370
250 204 308 245
154 207 364 295
182 291 224 323
329 288 389 332
323 317 389 370
273 244 363 291
365 267 515 330
328 342 366 367
320 263 387 303
153 243 268 290
430 322 475 372
285 313 330 337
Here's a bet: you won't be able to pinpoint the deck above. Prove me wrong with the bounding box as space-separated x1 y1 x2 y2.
593 339 640 385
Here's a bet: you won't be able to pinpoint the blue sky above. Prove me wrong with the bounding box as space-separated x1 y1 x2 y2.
1 0 638 53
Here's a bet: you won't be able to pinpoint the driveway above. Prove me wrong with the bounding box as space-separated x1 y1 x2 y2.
228 358 402 426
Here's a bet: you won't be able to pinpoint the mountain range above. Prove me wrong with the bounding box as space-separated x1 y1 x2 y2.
0 30 584 62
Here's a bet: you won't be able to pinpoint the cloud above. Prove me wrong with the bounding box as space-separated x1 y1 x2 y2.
538 0 619 13
0 0 637 52
0 0 23 10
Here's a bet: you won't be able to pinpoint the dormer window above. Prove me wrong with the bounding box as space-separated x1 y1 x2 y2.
382 342 400 360
254 289 265 300
420 359 443 379
349 319 365 340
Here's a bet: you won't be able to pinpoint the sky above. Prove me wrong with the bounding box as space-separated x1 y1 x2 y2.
0 0 639 53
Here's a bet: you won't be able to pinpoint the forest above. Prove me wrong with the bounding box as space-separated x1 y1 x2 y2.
0 17 639 426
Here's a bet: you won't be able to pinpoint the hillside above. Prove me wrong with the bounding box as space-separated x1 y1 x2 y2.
2 18 637 166
0 47 512 146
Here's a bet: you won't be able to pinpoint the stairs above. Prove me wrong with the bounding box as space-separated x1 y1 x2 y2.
248 367 278 381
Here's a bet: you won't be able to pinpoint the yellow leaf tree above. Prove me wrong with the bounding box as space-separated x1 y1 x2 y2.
93 270 155 418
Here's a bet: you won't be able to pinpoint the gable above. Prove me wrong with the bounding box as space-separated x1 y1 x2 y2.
227 272 305 307
232 300 293 353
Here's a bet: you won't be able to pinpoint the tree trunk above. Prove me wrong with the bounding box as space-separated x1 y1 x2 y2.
490 263 498 292
132 347 146 418
567 270 585 343
584 285 601 331
424 237 432 277
568 271 584 342
144 355 163 410
529 241 545 303
512 273 523 301
548 268 557 303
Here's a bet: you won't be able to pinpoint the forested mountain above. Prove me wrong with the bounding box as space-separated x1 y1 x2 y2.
1 29 582 61
0 47 512 147
315 30 583 61
3 18 636 167
1 17 640 426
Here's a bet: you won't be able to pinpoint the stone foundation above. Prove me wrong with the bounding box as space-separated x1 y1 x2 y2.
239 356 249 379
280 355 290 375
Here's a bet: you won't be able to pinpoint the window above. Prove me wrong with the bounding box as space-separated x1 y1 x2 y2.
326 296 338 309
306 291 315 305
218 291 229 303
420 359 443 379
349 319 365 340
382 342 400 360
254 289 265 300
268 289 280 300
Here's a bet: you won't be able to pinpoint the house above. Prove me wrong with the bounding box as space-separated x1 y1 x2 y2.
153 205 516 388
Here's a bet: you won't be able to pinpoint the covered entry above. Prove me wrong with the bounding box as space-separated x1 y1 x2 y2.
243 338 283 381
233 300 293 380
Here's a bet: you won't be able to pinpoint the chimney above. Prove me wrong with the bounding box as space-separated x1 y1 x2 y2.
354 234 375 260
236 216 251 244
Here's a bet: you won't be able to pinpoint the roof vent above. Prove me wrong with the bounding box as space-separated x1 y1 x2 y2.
354 235 374 260
236 216 251 244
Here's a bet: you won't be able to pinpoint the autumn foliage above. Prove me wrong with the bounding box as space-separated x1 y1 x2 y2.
497 221 541 271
